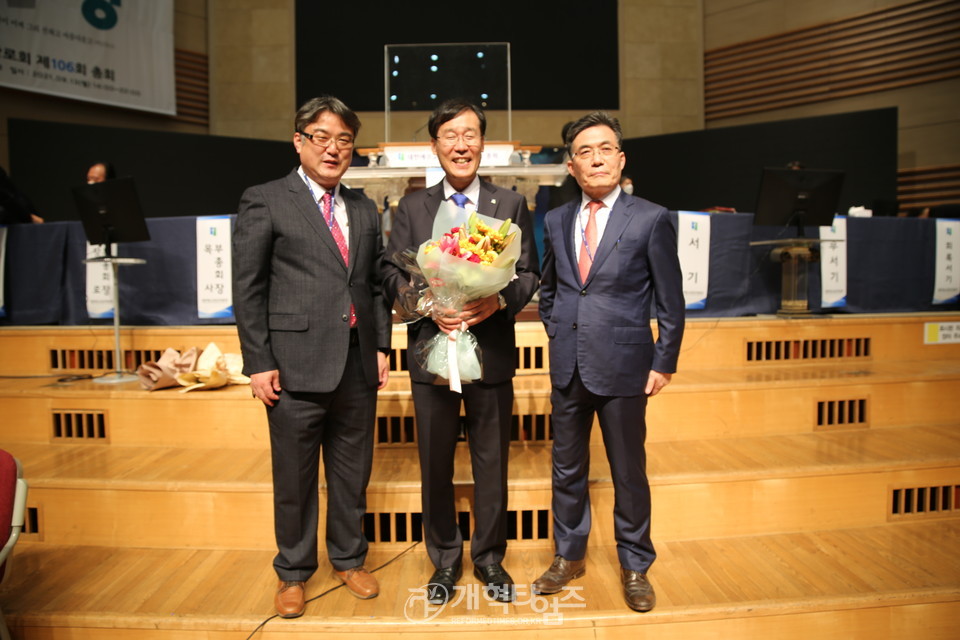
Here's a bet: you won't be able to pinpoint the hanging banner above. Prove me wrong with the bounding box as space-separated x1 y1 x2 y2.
196 216 234 319
0 1 175 115
0 226 6 318
933 218 960 305
677 211 711 309
85 242 115 318
819 216 847 308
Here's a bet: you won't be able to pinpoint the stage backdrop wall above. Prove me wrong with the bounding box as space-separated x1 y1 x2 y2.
7 119 297 222
620 108 898 216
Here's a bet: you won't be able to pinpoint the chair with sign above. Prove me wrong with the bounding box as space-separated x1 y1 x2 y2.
0 449 28 640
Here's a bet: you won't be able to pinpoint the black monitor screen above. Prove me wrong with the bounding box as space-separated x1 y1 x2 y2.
753 167 845 233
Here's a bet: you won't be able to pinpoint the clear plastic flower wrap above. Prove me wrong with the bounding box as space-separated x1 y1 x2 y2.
392 201 521 392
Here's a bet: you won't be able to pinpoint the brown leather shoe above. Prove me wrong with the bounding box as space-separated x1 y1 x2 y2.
275 580 305 618
532 555 586 595
335 566 379 599
621 569 656 612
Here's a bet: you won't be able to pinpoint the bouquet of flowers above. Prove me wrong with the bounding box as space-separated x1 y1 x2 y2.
395 200 521 392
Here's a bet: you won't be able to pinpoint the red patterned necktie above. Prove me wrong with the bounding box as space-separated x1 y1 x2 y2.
322 191 356 327
578 199 603 282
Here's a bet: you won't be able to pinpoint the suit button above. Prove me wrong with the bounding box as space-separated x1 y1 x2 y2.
572 323 578 330
341 314 349 322
580 289 587 296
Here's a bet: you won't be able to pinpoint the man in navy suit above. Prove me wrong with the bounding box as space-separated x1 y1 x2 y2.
382 99 539 605
233 96 392 619
534 111 685 612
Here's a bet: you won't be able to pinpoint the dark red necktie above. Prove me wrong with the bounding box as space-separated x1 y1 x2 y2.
322 191 356 327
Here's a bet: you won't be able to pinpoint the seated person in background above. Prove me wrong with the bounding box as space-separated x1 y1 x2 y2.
86 162 116 184
0 166 43 224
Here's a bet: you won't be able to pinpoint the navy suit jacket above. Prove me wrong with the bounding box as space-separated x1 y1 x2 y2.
382 180 540 385
539 191 684 397
232 169 391 393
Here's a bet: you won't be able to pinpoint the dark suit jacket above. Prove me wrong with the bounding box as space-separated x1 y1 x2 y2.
539 191 684 397
382 180 540 385
233 169 391 392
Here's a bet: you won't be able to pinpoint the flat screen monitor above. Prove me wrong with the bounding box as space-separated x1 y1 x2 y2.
72 177 150 247
753 167 845 236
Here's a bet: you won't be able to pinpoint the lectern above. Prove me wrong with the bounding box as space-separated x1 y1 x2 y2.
72 178 150 383
750 167 844 316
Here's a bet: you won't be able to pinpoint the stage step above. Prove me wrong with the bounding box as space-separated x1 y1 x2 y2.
9 423 960 549
3 359 959 449
3 521 958 639
2 314 959 378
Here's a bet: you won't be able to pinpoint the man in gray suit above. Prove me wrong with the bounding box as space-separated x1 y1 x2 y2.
382 99 539 604
534 111 685 612
233 96 391 619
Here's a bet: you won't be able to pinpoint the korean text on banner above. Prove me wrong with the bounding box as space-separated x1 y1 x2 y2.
196 216 234 319
933 219 960 305
677 211 710 310
85 242 115 319
819 216 847 308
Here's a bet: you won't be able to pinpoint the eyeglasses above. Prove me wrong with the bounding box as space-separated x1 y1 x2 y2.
298 130 355 150
435 131 481 147
572 145 620 162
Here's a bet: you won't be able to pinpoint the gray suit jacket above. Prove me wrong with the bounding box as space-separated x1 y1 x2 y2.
233 169 391 392
382 180 540 384
539 191 684 396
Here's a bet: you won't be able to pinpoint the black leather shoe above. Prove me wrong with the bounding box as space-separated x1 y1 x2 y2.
621 568 656 612
426 562 463 604
532 555 586 595
473 562 515 603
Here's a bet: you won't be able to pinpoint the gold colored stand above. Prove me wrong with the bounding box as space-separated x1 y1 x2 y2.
751 238 823 316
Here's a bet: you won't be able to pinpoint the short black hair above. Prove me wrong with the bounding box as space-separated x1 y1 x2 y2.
295 96 361 137
428 99 486 139
564 111 623 154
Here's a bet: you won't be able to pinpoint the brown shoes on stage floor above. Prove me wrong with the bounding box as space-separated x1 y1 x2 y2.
532 555 586 595
274 567 378 618
621 568 656 612
274 580 306 618
335 566 380 599
532 555 656 612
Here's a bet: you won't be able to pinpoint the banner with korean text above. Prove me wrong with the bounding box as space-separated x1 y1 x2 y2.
677 211 711 309
819 216 847 308
196 216 233 319
0 0 175 115
933 219 960 305
85 243 115 318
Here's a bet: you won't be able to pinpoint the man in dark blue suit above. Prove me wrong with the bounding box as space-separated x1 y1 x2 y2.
534 111 685 612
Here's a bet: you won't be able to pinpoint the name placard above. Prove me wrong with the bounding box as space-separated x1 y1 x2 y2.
820 216 847 308
677 211 711 309
196 216 234 319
